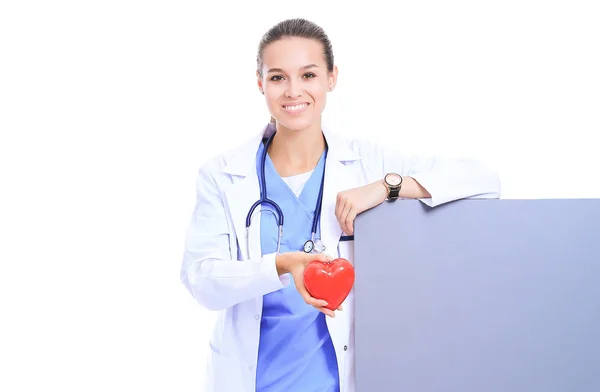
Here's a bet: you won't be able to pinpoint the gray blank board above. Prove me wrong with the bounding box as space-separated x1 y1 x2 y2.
353 199 600 392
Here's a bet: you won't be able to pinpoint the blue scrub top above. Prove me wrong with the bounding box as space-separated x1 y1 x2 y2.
255 141 339 392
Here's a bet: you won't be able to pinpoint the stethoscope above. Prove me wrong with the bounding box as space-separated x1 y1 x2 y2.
245 131 327 259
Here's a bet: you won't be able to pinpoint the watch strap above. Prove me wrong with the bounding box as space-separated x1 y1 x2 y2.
388 186 401 199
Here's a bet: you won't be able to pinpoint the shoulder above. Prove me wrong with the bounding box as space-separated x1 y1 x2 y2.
198 130 263 176
192 131 263 194
324 125 423 180
323 126 389 163
197 143 243 175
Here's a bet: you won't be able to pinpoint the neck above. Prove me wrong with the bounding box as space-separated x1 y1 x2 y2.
268 122 326 177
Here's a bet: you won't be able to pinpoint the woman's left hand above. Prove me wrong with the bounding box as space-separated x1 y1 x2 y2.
335 180 388 235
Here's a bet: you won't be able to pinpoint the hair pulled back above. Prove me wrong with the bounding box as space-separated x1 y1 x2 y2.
256 18 334 78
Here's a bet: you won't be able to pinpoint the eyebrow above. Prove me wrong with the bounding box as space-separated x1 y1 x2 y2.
267 64 319 74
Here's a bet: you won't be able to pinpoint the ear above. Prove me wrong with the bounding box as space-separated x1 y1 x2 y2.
256 70 264 94
328 65 339 92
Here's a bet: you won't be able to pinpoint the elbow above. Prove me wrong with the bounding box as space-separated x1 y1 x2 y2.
195 295 228 312
180 264 230 312
486 168 502 199
471 166 501 200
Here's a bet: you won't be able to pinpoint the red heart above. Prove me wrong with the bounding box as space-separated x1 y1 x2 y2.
303 258 355 311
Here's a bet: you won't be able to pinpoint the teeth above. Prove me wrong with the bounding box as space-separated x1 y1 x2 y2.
284 103 307 111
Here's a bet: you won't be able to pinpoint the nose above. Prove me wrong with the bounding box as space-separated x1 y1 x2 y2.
284 78 302 98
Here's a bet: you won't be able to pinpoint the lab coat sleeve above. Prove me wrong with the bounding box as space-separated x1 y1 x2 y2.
356 140 501 207
180 162 287 311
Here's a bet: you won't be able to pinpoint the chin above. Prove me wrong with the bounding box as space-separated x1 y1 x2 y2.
276 116 318 132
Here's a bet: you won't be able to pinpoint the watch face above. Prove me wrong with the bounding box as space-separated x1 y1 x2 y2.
386 173 402 186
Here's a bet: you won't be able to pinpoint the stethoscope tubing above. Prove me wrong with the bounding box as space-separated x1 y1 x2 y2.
245 131 327 258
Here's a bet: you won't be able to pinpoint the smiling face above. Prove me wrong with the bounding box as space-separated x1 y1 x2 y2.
257 37 337 132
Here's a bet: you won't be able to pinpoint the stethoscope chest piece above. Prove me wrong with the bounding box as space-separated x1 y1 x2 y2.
303 239 326 254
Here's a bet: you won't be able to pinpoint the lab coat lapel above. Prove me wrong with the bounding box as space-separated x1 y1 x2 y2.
320 159 349 257
224 172 261 261
222 126 274 261
320 128 361 367
320 128 361 259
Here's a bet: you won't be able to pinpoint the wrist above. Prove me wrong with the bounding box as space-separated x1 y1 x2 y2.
275 253 289 275
378 179 389 199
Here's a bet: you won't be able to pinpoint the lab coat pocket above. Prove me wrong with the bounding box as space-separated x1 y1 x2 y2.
206 350 245 392
337 235 354 264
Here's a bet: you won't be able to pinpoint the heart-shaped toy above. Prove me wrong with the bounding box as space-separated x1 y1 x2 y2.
303 258 355 311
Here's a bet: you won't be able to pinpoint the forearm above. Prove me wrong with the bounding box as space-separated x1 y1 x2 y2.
182 253 289 311
399 176 431 199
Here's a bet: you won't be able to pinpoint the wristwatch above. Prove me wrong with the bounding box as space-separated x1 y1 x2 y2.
384 173 403 200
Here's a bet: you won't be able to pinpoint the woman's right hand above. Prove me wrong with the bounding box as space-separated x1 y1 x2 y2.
276 251 338 318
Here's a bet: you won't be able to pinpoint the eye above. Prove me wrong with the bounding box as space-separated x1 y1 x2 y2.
269 75 284 81
303 72 316 79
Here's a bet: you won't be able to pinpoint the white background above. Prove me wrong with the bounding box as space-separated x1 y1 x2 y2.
1 0 599 391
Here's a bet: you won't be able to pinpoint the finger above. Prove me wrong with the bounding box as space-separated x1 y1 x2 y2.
340 203 353 234
337 305 343 311
313 253 332 263
317 306 336 318
335 193 347 221
296 282 328 307
306 296 329 308
345 209 357 235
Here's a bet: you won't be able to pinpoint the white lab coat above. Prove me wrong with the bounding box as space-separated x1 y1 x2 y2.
181 123 501 392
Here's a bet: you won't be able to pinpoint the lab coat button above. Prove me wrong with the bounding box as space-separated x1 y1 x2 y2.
255 315 260 320
343 345 348 351
248 365 253 371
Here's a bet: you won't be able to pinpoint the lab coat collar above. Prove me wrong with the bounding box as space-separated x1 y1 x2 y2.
222 122 360 177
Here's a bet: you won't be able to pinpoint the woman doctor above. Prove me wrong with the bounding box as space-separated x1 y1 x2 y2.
181 18 500 392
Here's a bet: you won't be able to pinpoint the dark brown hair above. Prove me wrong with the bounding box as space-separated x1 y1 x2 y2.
256 18 334 78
